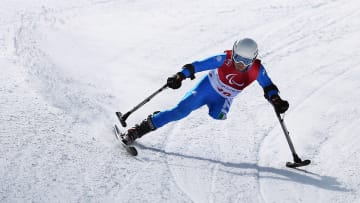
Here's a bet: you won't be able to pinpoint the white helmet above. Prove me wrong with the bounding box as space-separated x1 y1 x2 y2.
232 38 258 65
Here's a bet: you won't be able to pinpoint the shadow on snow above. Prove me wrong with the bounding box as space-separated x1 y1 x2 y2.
136 143 351 193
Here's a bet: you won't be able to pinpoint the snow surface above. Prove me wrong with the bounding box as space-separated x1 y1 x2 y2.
1 0 360 202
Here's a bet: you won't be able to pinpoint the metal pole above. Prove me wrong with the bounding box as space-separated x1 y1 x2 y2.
116 84 168 127
275 112 302 163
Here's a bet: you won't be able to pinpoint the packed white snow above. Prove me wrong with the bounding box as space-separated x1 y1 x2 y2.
1 0 360 202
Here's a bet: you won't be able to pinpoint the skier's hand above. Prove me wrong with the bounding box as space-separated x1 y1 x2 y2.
167 72 185 89
270 95 289 114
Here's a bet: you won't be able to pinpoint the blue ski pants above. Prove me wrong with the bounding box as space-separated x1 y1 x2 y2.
151 76 233 129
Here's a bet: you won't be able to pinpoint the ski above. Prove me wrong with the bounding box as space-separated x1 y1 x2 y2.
286 159 311 168
113 124 138 156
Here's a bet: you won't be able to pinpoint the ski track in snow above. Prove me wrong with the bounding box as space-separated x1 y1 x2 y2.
1 0 360 202
257 0 360 202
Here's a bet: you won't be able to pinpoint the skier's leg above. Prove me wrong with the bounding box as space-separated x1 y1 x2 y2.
151 76 211 128
152 89 205 128
122 77 209 144
207 93 234 120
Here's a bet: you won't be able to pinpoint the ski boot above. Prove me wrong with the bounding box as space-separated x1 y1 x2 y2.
122 115 156 145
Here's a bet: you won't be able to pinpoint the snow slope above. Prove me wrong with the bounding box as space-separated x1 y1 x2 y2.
1 0 360 202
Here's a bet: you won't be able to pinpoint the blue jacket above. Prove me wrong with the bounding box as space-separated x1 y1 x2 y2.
180 53 279 98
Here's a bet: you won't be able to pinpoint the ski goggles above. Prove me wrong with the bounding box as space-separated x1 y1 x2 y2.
232 53 253 66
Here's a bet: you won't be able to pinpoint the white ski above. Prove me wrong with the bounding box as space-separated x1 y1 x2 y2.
113 124 138 156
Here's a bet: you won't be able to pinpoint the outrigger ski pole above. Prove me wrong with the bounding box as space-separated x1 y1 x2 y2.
275 110 311 168
116 84 168 127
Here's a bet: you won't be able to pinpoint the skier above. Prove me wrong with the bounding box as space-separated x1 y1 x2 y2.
121 38 289 145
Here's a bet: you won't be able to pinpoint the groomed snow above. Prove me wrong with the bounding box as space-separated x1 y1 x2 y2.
1 0 360 202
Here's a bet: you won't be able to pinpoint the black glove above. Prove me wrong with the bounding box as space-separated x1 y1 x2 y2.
167 72 186 89
269 95 289 114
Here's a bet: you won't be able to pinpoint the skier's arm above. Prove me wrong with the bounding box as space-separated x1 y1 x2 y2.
257 64 289 113
167 53 225 89
180 53 226 79
256 64 279 99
